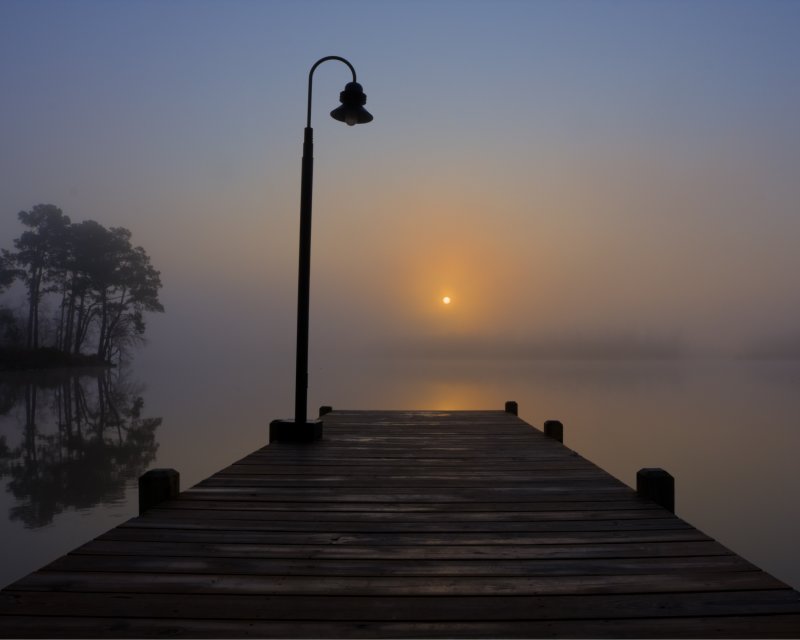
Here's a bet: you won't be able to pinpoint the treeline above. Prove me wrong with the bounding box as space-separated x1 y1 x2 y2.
0 204 163 365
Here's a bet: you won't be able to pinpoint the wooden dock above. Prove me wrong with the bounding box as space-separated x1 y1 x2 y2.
1 409 799 637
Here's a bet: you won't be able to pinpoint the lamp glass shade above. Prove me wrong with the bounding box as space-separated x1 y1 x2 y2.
330 81 373 126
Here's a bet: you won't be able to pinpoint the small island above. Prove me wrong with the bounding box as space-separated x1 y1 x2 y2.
0 204 163 371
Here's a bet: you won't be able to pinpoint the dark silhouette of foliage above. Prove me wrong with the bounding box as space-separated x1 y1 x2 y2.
0 250 19 294
0 368 161 527
12 205 71 350
0 309 23 349
1 204 163 365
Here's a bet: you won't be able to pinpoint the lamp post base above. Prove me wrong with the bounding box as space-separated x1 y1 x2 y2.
269 419 323 443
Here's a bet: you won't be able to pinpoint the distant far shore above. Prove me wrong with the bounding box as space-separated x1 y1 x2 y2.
0 347 111 371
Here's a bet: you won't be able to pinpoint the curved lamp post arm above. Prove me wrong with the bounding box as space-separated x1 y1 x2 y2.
306 56 357 128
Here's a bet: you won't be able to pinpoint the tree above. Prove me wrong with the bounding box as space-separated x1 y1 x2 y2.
2 206 163 364
58 220 110 355
12 205 71 349
0 250 22 347
56 222 164 361
71 225 164 362
104 235 163 361
0 249 18 293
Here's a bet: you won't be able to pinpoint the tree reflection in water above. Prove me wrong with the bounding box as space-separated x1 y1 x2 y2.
0 368 160 527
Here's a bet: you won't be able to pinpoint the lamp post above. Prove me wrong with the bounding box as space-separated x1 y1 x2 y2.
270 56 373 443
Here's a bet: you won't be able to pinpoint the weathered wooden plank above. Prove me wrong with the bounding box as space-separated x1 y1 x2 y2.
152 498 662 513
215 468 606 480
229 455 591 465
73 539 730 561
172 494 653 508
41 553 760 576
180 488 635 503
103 520 712 546
3 590 800 621
114 511 688 540
250 442 571 450
140 506 672 523
220 464 598 474
196 475 615 489
119 517 692 534
11 570 788 597
98 528 711 546
4 614 800 639
235 456 588 465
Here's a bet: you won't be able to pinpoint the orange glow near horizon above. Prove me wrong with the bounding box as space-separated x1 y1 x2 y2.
442 296 451 305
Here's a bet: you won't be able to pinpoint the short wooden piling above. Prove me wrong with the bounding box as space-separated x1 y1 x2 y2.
544 419 564 443
637 467 675 513
269 419 323 443
504 400 518 415
138 468 179 515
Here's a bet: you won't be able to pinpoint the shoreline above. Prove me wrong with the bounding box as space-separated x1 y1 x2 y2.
0 347 112 372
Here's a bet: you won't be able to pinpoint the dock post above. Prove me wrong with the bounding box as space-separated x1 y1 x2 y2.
139 468 180 515
544 419 564 443
269 419 323 443
319 405 333 416
637 467 675 513
504 401 518 415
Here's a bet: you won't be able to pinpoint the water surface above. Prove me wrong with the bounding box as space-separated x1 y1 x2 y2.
1 357 798 591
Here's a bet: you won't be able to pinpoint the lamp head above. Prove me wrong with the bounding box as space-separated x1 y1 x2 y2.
330 81 373 126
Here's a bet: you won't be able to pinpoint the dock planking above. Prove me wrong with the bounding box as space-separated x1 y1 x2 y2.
1 409 799 638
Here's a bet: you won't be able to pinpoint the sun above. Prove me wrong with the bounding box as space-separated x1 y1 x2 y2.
442 296 452 305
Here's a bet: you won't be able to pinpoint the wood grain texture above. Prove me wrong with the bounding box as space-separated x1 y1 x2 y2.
2 409 798 638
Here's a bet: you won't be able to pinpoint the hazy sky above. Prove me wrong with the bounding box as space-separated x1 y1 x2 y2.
2 0 800 363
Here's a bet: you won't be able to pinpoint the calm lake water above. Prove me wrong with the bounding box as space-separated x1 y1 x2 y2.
1 355 799 590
